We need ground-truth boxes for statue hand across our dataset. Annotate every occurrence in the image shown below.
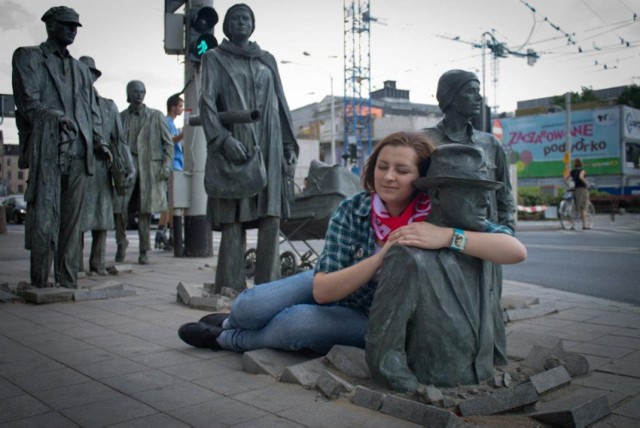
[59,116,78,134]
[221,136,248,164]
[285,150,297,166]
[160,165,172,181]
[97,145,113,165]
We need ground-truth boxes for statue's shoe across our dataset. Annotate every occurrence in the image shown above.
[178,322,222,350]
[198,313,229,327]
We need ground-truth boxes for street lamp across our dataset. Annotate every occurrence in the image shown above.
[280,59,338,165]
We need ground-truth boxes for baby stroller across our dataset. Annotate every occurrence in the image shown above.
[245,160,363,278]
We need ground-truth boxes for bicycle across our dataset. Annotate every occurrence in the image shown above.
[558,186,596,230]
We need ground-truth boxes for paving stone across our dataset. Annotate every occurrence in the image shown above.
[506,331,563,360]
[107,264,133,274]
[598,359,640,378]
[176,282,207,305]
[351,385,386,411]
[316,370,353,399]
[613,395,640,420]
[417,384,444,404]
[523,343,591,377]
[380,394,464,427]
[73,281,136,301]
[531,389,610,427]
[529,365,571,394]
[279,357,326,388]
[20,287,74,304]
[242,348,311,378]
[325,345,371,379]
[458,382,539,416]
[502,294,539,310]
[506,302,559,321]
[0,288,20,302]
[193,295,233,311]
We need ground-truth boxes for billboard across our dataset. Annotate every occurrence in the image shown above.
[495,106,621,178]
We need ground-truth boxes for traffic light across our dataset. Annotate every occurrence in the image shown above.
[188,6,218,63]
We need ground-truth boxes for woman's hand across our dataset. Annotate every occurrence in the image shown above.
[387,222,451,250]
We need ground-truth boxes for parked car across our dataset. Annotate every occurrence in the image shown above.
[3,195,27,224]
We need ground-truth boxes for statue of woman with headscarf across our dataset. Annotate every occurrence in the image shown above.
[199,3,299,290]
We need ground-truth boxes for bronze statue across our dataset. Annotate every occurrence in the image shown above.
[199,3,298,290]
[79,56,130,275]
[11,6,111,288]
[423,70,516,365]
[366,144,503,391]
[115,80,173,264]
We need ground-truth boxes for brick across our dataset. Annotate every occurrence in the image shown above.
[325,345,370,379]
[458,382,539,416]
[523,344,590,377]
[107,264,133,274]
[531,389,610,427]
[380,394,464,427]
[529,366,571,394]
[242,349,310,378]
[0,289,19,302]
[502,294,539,310]
[351,386,386,411]
[188,295,225,311]
[417,384,444,404]
[176,282,207,305]
[506,331,563,360]
[279,357,326,388]
[316,370,353,399]
[20,287,74,304]
[506,302,558,322]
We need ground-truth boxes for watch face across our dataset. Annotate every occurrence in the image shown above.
[453,233,465,248]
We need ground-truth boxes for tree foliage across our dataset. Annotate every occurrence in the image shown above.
[617,84,640,109]
[551,86,602,109]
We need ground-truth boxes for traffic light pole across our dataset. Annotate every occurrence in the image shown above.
[182,0,213,257]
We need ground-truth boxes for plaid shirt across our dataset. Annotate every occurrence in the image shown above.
[314,191,514,315]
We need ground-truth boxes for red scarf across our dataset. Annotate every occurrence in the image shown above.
[371,192,431,242]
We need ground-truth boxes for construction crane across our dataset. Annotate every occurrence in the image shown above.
[343,0,372,168]
[437,31,539,126]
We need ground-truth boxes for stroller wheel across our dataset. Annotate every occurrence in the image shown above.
[280,251,297,278]
[245,248,257,278]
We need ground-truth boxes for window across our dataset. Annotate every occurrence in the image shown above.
[18,184,24,193]
[626,142,640,169]
[18,171,24,180]
[7,171,11,180]
[6,158,11,166]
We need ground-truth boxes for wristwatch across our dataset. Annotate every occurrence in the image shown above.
[450,228,467,252]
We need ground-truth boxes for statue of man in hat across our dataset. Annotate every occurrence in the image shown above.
[12,6,112,288]
[199,3,298,290]
[365,144,524,391]
[78,56,132,275]
[116,80,173,265]
[423,70,516,365]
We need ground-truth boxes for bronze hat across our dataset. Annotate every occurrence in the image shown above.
[79,56,102,78]
[413,144,502,191]
[41,6,82,26]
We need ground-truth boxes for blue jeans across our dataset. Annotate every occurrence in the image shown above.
[217,270,368,353]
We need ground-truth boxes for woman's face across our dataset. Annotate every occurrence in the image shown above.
[227,9,253,41]
[373,145,421,213]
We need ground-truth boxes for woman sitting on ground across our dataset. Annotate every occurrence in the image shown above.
[178,131,526,353]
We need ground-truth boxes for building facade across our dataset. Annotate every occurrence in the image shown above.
[1,144,28,196]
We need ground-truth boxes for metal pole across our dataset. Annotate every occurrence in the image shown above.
[481,33,487,132]
[564,92,572,178]
[182,0,213,257]
[330,75,336,164]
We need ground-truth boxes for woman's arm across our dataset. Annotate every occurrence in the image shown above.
[388,222,527,265]
[313,240,393,304]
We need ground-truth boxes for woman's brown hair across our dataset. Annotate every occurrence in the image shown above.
[573,158,583,168]
[361,131,436,193]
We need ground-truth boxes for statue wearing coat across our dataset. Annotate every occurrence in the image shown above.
[199,4,298,290]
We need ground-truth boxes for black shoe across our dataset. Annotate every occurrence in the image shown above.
[178,322,222,350]
[198,313,229,327]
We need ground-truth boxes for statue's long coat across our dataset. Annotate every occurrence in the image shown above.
[117,105,173,214]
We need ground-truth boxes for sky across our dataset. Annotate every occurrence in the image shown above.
[1,0,640,145]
